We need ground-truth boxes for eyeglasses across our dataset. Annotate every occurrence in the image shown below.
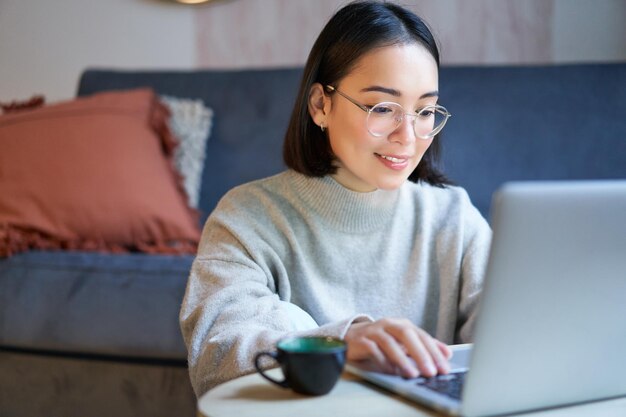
[325,85,451,140]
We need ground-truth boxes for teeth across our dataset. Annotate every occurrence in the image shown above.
[380,155,404,163]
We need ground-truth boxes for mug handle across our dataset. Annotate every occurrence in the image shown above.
[254,351,289,388]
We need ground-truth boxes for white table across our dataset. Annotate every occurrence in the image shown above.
[198,369,626,417]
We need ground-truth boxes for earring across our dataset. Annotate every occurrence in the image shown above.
[320,123,325,132]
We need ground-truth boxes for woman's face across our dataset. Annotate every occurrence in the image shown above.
[324,43,439,192]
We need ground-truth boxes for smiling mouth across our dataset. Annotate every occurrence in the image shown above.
[375,153,408,163]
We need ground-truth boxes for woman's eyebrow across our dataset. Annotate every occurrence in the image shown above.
[360,85,439,99]
[361,85,401,96]
[420,90,439,99]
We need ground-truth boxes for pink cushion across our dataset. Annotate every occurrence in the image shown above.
[0,88,200,257]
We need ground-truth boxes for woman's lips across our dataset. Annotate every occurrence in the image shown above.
[374,153,411,170]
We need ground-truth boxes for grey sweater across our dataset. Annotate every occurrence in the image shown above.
[180,170,491,396]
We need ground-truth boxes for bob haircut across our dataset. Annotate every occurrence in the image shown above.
[283,0,451,187]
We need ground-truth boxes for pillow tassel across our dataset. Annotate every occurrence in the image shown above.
[0,223,198,258]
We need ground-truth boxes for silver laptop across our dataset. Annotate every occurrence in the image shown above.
[347,180,626,416]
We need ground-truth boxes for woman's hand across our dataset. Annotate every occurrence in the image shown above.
[344,318,452,378]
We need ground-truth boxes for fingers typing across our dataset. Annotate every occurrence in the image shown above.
[344,318,451,378]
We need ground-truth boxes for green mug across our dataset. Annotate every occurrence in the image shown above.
[254,336,347,396]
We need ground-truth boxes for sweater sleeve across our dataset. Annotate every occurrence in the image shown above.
[179,221,371,397]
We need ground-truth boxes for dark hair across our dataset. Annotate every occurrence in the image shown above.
[283,0,451,187]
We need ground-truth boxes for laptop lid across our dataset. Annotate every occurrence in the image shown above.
[461,180,626,416]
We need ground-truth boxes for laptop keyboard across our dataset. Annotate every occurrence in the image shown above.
[416,371,467,400]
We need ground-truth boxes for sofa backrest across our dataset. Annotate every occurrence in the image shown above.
[77,63,626,221]
[438,63,626,218]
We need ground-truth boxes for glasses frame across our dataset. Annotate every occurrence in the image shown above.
[325,85,451,140]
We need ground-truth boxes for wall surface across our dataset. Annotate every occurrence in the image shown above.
[0,0,195,102]
[1,0,625,103]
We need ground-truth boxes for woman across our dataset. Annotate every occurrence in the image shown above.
[180,0,491,397]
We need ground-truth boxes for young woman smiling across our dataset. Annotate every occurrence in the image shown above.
[180,0,491,397]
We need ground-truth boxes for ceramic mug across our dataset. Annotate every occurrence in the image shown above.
[254,336,347,395]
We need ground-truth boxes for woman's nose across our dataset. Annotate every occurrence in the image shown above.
[389,115,417,145]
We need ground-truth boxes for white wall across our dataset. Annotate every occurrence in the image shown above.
[553,0,626,62]
[0,0,195,103]
[1,0,624,104]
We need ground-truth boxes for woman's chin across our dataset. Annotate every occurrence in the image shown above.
[375,177,410,191]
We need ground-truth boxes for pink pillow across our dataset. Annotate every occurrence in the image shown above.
[0,88,200,257]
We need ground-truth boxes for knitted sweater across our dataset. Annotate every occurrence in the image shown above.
[179,170,492,396]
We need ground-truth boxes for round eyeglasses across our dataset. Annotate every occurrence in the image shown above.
[325,85,451,140]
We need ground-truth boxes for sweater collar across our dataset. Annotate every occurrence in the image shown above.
[288,170,400,233]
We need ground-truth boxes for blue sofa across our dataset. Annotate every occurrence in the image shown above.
[1,63,625,417]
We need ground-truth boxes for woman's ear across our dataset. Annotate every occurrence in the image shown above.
[308,83,330,129]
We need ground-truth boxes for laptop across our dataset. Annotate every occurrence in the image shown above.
[347,180,626,416]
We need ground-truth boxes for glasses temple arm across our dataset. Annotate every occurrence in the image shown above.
[325,85,371,113]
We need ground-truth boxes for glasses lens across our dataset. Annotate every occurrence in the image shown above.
[366,102,404,137]
[415,105,449,139]
[367,103,450,139]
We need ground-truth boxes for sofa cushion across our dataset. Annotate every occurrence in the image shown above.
[0,250,193,359]
[161,95,213,209]
[77,68,305,221]
[0,88,200,257]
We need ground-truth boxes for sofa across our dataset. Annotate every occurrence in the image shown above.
[1,62,625,417]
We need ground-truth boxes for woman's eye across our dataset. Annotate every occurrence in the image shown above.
[371,105,394,114]
[418,108,435,117]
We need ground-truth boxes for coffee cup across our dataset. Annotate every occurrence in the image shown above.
[253,336,347,395]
